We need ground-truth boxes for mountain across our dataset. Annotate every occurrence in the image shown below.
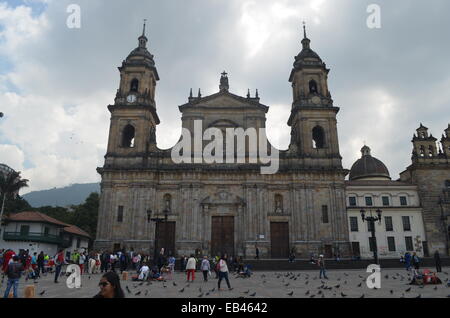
[22,183,101,207]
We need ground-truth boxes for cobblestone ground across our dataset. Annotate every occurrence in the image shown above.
[1,267,449,299]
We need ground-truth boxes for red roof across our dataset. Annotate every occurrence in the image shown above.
[5,211,90,239]
[6,211,68,227]
[64,225,91,239]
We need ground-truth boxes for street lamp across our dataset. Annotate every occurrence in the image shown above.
[150,209,169,265]
[360,208,382,264]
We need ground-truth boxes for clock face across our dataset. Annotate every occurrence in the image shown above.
[312,96,321,105]
[127,94,137,103]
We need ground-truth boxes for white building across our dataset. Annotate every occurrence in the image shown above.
[0,211,91,257]
[346,146,427,259]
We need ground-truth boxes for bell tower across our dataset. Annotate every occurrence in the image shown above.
[287,23,342,168]
[104,21,160,167]
[412,124,438,159]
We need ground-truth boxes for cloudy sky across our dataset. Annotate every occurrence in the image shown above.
[0,0,449,194]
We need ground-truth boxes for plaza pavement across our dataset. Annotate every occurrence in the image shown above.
[1,267,449,299]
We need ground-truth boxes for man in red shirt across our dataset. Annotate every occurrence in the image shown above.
[54,249,65,283]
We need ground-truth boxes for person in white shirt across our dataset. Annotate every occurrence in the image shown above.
[138,263,150,281]
[186,255,197,282]
[218,255,232,291]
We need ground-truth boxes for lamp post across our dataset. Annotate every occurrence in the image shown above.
[360,208,382,264]
[150,209,169,265]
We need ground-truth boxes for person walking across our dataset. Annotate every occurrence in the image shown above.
[412,252,420,272]
[217,255,232,291]
[404,252,412,271]
[186,254,197,282]
[3,256,24,298]
[54,249,65,283]
[255,245,259,260]
[201,256,211,282]
[434,250,442,273]
[168,255,176,279]
[37,251,45,276]
[318,255,328,279]
[79,252,86,275]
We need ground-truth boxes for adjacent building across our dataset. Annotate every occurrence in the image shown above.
[346,146,426,259]
[0,211,90,256]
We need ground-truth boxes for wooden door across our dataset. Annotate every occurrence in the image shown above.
[155,222,176,257]
[211,217,234,257]
[351,242,361,257]
[270,222,289,258]
[324,245,333,258]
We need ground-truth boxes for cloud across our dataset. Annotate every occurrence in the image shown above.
[0,0,449,194]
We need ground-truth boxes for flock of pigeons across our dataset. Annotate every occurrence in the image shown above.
[115,270,450,299]
[5,269,448,298]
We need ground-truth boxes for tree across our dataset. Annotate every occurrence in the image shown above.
[71,192,99,239]
[5,195,31,214]
[0,171,29,227]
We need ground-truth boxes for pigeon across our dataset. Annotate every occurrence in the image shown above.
[173,282,177,286]
[305,290,310,295]
[416,294,421,298]
[390,290,394,294]
[405,287,411,292]
[357,282,362,287]
[341,292,347,297]
[287,291,294,296]
[284,283,290,287]
[249,292,256,297]
[344,273,349,277]
[210,288,215,292]
[359,275,363,278]
[135,291,141,296]
[206,292,210,296]
[138,282,144,286]
[434,286,438,291]
[243,290,250,294]
[305,281,309,285]
[39,290,45,296]
[317,291,322,295]
[400,294,405,298]
[199,287,202,293]
[334,284,340,289]
[360,294,365,298]
[179,288,185,293]
[344,281,347,285]
[145,290,148,296]
[198,293,204,298]
[88,276,91,280]
[263,280,267,284]
[385,275,389,279]
[310,294,316,298]
[126,286,131,294]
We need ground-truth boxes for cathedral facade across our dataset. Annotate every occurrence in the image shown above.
[94,25,352,259]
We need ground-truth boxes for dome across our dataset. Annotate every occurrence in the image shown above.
[349,146,391,181]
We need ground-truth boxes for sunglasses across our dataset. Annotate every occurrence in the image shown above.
[98,282,110,287]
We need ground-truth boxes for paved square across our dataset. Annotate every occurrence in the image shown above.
[1,267,449,298]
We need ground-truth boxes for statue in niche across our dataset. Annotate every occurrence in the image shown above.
[274,194,283,214]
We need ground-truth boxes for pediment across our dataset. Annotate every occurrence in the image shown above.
[179,91,269,112]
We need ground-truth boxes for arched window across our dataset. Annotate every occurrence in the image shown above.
[130,79,139,92]
[312,126,325,149]
[309,80,318,94]
[274,194,283,213]
[419,146,425,157]
[428,145,434,157]
[163,194,172,212]
[122,125,135,148]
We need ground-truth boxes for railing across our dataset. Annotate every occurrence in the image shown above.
[3,232,63,245]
